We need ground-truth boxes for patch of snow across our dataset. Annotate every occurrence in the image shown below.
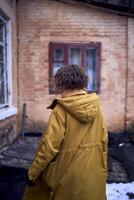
[119,143,124,147]
[107,182,134,200]
[0,106,17,120]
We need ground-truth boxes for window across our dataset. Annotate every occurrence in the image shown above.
[49,42,101,93]
[0,16,8,107]
[0,13,17,120]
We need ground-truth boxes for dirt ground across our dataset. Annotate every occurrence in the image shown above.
[0,167,27,200]
[0,136,39,200]
[0,135,134,200]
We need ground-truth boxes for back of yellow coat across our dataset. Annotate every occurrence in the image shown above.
[23,92,108,200]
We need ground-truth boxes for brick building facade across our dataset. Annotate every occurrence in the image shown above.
[17,0,134,132]
[0,0,134,150]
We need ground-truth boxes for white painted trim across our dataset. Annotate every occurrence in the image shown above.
[6,19,12,106]
[0,0,15,20]
[0,16,7,23]
[0,106,17,120]
[0,13,13,107]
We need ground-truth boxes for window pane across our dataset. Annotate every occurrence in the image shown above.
[0,62,4,104]
[69,48,81,66]
[0,17,8,106]
[0,62,7,105]
[54,48,64,61]
[0,25,3,42]
[86,48,96,91]
[53,63,63,76]
[0,46,4,61]
[0,21,4,43]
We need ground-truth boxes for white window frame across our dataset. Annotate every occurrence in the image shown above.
[0,15,8,107]
[0,13,17,120]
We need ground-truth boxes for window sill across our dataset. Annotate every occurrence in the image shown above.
[0,106,17,121]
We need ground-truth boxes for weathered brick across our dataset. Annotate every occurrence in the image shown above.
[17,0,134,133]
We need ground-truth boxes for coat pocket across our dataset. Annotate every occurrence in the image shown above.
[42,161,57,189]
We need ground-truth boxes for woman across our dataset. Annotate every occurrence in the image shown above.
[23,65,108,200]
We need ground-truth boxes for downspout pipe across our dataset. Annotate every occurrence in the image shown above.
[16,0,21,135]
[124,16,129,136]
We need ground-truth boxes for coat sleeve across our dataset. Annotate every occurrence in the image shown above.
[28,106,66,181]
[102,124,108,174]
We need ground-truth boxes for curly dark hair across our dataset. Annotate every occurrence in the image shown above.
[53,65,88,92]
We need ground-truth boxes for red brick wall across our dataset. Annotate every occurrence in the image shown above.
[18,0,133,133]
[126,18,134,130]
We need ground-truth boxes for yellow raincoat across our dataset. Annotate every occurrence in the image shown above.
[23,91,108,200]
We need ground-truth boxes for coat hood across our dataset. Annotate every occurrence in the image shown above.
[48,92,99,123]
